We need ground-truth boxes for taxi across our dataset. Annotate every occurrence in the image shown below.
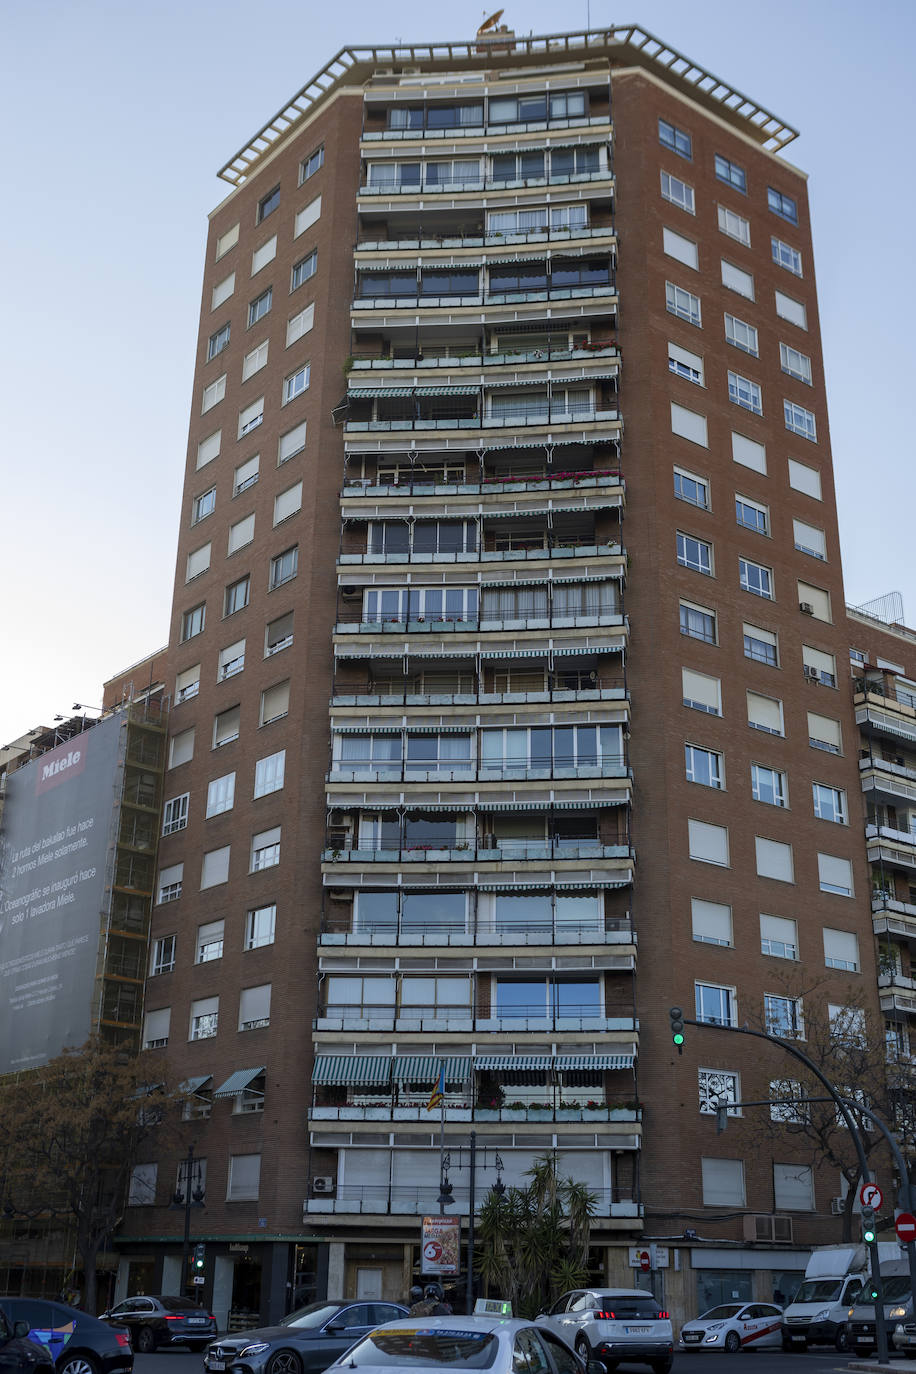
[679,1302,784,1352]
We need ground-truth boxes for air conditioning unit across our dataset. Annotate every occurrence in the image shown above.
[341,586,361,598]
[742,1213,793,1243]
[803,666,818,680]
[328,890,351,901]
[831,1197,846,1216]
[312,1176,336,1194]
[799,602,814,615]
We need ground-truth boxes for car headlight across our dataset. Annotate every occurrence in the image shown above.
[707,1323,725,1330]
[812,1309,830,1322]
[890,1308,908,1321]
[239,1344,271,1357]
[705,1334,720,1343]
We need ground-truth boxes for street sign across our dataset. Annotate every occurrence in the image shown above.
[896,1212,916,1243]
[192,1275,205,1285]
[861,1182,884,1210]
[639,1250,651,1273]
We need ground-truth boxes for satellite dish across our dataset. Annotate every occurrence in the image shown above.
[477,8,504,34]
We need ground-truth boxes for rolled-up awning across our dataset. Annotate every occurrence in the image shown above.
[474,1055,555,1071]
[555,1054,635,1070]
[347,386,416,398]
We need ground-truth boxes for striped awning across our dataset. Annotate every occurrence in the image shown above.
[415,385,480,397]
[552,639,625,654]
[406,724,472,734]
[475,1055,555,1071]
[333,724,401,733]
[179,1075,213,1095]
[556,1054,635,1071]
[347,386,415,398]
[392,1056,471,1082]
[312,1056,393,1086]
[213,1067,265,1099]
[555,877,632,889]
[479,648,548,659]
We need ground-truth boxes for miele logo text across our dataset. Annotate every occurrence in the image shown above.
[36,743,88,794]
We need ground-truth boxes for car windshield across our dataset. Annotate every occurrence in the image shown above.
[282,1303,346,1329]
[597,1298,660,1319]
[700,1306,744,1321]
[792,1281,842,1303]
[161,1297,202,1310]
[339,1330,499,1368]
[882,1277,911,1301]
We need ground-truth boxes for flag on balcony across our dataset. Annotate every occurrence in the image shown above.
[426,1065,446,1111]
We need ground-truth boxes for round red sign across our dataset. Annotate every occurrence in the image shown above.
[639,1250,651,1272]
[896,1212,916,1243]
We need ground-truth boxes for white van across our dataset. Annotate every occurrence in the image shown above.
[782,1243,902,1351]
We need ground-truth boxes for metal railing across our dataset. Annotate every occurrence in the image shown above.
[320,912,632,939]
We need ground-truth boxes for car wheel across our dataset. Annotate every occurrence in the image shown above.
[724,1331,741,1353]
[834,1327,848,1353]
[650,1360,673,1374]
[136,1327,157,1354]
[575,1337,591,1361]
[59,1356,100,1374]
[266,1350,303,1374]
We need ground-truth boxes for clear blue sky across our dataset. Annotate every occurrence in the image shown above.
[1,0,912,744]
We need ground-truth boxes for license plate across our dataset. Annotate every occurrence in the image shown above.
[857,1337,873,1344]
[189,1319,208,1325]
[683,1334,701,1343]
[625,1327,651,1334]
[209,1362,225,1370]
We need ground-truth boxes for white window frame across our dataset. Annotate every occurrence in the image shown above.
[668,342,704,385]
[772,237,802,275]
[751,763,788,808]
[780,342,812,384]
[760,913,798,961]
[242,340,269,381]
[665,280,701,326]
[283,366,310,404]
[740,557,773,600]
[679,599,717,644]
[735,494,769,535]
[717,205,751,245]
[685,742,724,789]
[661,170,695,213]
[728,370,763,414]
[744,621,779,666]
[724,314,759,357]
[673,467,709,508]
[785,399,817,441]
[813,783,847,825]
[206,772,236,818]
[254,750,286,797]
[162,793,189,836]
[196,920,225,964]
[151,934,176,976]
[765,993,804,1039]
[246,905,277,950]
[677,531,713,575]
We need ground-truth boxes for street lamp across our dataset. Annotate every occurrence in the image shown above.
[170,1145,205,1299]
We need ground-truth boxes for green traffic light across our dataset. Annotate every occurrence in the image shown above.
[673,1032,684,1045]
[864,1230,876,1245]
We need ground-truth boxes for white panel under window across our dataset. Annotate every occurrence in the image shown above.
[295,195,322,237]
[227,1154,261,1201]
[788,458,821,499]
[215,223,239,260]
[721,260,754,299]
[798,582,831,622]
[818,853,853,896]
[274,482,303,525]
[671,402,708,447]
[823,928,859,969]
[808,712,842,751]
[669,342,705,385]
[251,236,277,275]
[747,691,783,735]
[242,340,269,381]
[287,305,315,346]
[755,837,794,882]
[774,1163,814,1211]
[196,430,221,470]
[228,513,256,554]
[201,846,230,888]
[260,681,290,725]
[691,898,732,946]
[143,1007,171,1048]
[211,273,235,310]
[186,544,211,581]
[239,984,272,1029]
[682,668,721,714]
[202,375,226,413]
[279,421,307,463]
[169,728,195,768]
[775,290,807,329]
[688,819,729,866]
[702,1157,745,1206]
[731,432,766,474]
[662,227,698,269]
[794,521,827,560]
[234,453,260,494]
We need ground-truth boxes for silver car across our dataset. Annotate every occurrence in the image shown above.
[538,1289,673,1374]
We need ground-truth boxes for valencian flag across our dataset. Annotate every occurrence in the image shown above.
[426,1065,445,1111]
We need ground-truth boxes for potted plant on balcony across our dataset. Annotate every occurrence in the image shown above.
[501,1100,526,1120]
[475,1086,503,1121]
[556,1100,582,1121]
[526,1102,553,1121]
[584,1098,609,1119]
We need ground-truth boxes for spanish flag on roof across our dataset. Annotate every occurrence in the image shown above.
[426,1064,446,1111]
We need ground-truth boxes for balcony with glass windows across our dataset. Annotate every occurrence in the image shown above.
[315,985,636,1034]
[358,146,613,200]
[860,755,916,810]
[330,651,628,709]
[338,512,624,567]
[347,321,618,377]
[866,812,916,872]
[855,672,916,746]
[360,87,612,143]
[355,200,615,253]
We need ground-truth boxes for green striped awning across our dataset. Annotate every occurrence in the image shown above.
[179,1075,213,1095]
[475,1056,556,1071]
[213,1067,265,1099]
[555,877,632,889]
[312,1056,393,1086]
[347,386,415,398]
[392,1056,471,1082]
[555,1054,635,1071]
[479,648,549,659]
[415,386,480,397]
[552,640,625,654]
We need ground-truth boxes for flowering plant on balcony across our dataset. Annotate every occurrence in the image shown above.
[585,1099,605,1111]
[560,1100,581,1110]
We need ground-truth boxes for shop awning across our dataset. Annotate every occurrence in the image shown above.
[392,1056,471,1082]
[474,1055,555,1071]
[555,1054,635,1071]
[312,1056,393,1086]
[213,1067,265,1099]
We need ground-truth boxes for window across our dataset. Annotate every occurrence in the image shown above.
[227,1153,261,1201]
[701,1158,745,1207]
[291,250,317,290]
[248,289,272,326]
[774,1163,814,1211]
[680,599,717,644]
[208,322,230,359]
[699,1069,740,1117]
[254,750,285,797]
[246,904,276,949]
[682,668,721,716]
[715,155,746,193]
[768,187,798,223]
[770,1082,806,1123]
[740,558,773,599]
[785,400,817,441]
[279,421,307,463]
[752,764,787,807]
[735,495,769,535]
[224,576,250,616]
[213,705,240,748]
[202,375,226,413]
[190,996,219,1040]
[823,928,859,971]
[274,482,303,525]
[151,935,176,975]
[661,170,695,213]
[794,521,826,561]
[251,826,281,872]
[718,205,751,245]
[206,772,236,817]
[257,185,280,222]
[780,342,812,384]
[685,743,724,789]
[731,431,766,473]
[747,691,783,736]
[181,604,206,641]
[283,366,310,404]
[765,993,803,1038]
[831,1004,867,1046]
[196,920,225,963]
[239,397,264,437]
[294,194,322,237]
[197,430,221,469]
[659,117,692,158]
[803,644,836,686]
[242,340,269,381]
[270,546,298,588]
[724,313,758,356]
[808,712,841,754]
[663,229,698,270]
[669,342,704,385]
[211,273,235,310]
[176,664,200,703]
[143,1007,170,1049]
[772,237,802,275]
[677,532,713,575]
[287,304,315,346]
[162,793,189,835]
[696,982,735,1026]
[157,862,183,904]
[260,681,290,725]
[192,488,216,524]
[728,371,762,414]
[721,260,754,300]
[743,623,778,666]
[811,783,847,827]
[201,846,230,889]
[251,236,277,275]
[300,145,324,183]
[688,819,729,866]
[169,728,195,769]
[228,513,255,554]
[671,403,708,446]
[665,280,701,326]
[233,453,259,495]
[691,898,732,946]
[674,467,709,508]
[215,223,239,259]
[775,290,807,329]
[760,913,798,960]
[265,612,293,657]
[218,639,246,680]
[788,458,821,500]
[239,984,271,1031]
[755,836,794,883]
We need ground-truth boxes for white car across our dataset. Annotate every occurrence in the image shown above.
[325,1312,593,1374]
[679,1303,784,1352]
[538,1288,674,1373]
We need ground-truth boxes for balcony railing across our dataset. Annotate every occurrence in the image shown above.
[342,471,623,499]
[352,284,617,311]
[320,913,634,945]
[340,539,622,565]
[315,1006,635,1032]
[349,344,619,372]
[359,169,614,196]
[304,1185,640,1218]
[330,678,627,707]
[322,841,629,864]
[310,1103,639,1124]
[335,612,624,635]
[327,757,629,784]
[356,226,615,252]
[361,114,611,142]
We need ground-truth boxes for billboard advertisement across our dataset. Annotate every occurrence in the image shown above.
[0,714,124,1073]
[421,1216,461,1275]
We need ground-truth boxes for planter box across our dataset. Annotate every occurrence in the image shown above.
[501,1109,526,1122]
[556,1109,583,1122]
[527,1109,553,1121]
[475,1109,499,1121]
[393,1107,420,1120]
[363,1108,390,1120]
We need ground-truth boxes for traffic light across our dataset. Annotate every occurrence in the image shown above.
[669,1006,685,1053]
[193,1242,206,1270]
[862,1207,877,1246]
[715,1095,729,1135]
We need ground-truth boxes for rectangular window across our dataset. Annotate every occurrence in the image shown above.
[740,558,773,599]
[699,1069,741,1118]
[294,193,322,236]
[260,681,290,725]
[818,852,853,896]
[224,576,250,616]
[169,729,195,770]
[257,185,280,223]
[774,1163,814,1211]
[665,281,702,327]
[724,313,758,356]
[674,467,709,508]
[677,531,712,575]
[671,403,708,446]
[775,290,807,329]
[755,836,794,883]
[202,375,226,413]
[682,668,721,715]
[714,154,746,193]
[239,984,271,1031]
[743,623,778,666]
[213,705,240,748]
[728,371,762,414]
[813,783,847,825]
[688,819,729,866]
[283,365,310,404]
[175,664,200,703]
[794,521,826,561]
[691,898,732,946]
[721,259,754,300]
[215,223,239,259]
[680,600,717,644]
[808,712,841,754]
[151,935,176,976]
[265,613,293,657]
[701,1158,745,1207]
[228,513,255,554]
[735,495,769,535]
[227,1153,261,1202]
[206,772,236,817]
[685,743,724,789]
[659,118,692,158]
[238,397,264,437]
[248,288,272,326]
[279,421,307,463]
[251,826,281,872]
[761,913,798,960]
[287,304,315,346]
[242,340,269,381]
[300,146,324,183]
[211,273,235,311]
[208,322,230,359]
[785,400,817,441]
[696,982,735,1026]
[663,229,699,271]
[731,431,766,474]
[780,342,812,384]
[196,919,225,963]
[274,482,303,526]
[717,205,751,245]
[768,187,798,223]
[143,1007,170,1049]
[788,457,822,499]
[157,862,184,903]
[772,237,803,275]
[747,691,783,736]
[270,546,298,588]
[251,235,277,275]
[200,847,230,889]
[254,749,285,797]
[234,453,259,495]
[752,763,787,807]
[197,430,221,470]
[765,993,803,1038]
[192,488,216,525]
[291,250,317,290]
[668,342,704,385]
[661,170,695,213]
[803,644,836,686]
[162,793,189,835]
[190,996,219,1040]
[181,604,206,641]
[246,904,276,950]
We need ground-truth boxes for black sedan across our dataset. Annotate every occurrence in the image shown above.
[99,1296,215,1353]
[0,1299,124,1374]
[204,1301,409,1374]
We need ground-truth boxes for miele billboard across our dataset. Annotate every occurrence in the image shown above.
[0,713,124,1073]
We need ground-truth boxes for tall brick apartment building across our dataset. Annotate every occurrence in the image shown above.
[108,24,889,1327]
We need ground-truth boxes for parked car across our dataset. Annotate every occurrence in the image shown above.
[0,1305,54,1373]
[537,1288,673,1374]
[99,1296,216,1353]
[204,1301,408,1374]
[325,1313,595,1374]
[847,1274,912,1354]
[679,1303,784,1352]
[0,1299,131,1374]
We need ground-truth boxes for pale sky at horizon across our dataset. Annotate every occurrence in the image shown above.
[1,0,913,745]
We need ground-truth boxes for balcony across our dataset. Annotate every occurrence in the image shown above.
[860,756,916,806]
[358,169,614,198]
[339,537,623,567]
[342,469,624,504]
[356,225,615,252]
[873,896,916,944]
[331,675,628,709]
[309,1103,639,1124]
[322,840,629,864]
[327,758,629,785]
[348,342,619,375]
[361,114,612,144]
[314,1006,636,1033]
[335,612,625,638]
[867,823,916,871]
[304,1185,640,1219]
[351,284,617,315]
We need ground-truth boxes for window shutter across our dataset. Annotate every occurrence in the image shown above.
[760,913,797,947]
[274,483,303,525]
[669,341,704,378]
[662,228,698,269]
[158,862,183,890]
[211,273,235,309]
[747,691,783,734]
[218,640,246,673]
[688,819,729,865]
[691,899,732,944]
[201,847,230,888]
[808,712,841,750]
[287,305,315,346]
[295,196,322,237]
[227,1154,261,1201]
[788,458,821,499]
[797,582,831,621]
[755,837,794,882]
[186,544,211,580]
[143,1008,170,1044]
[169,728,195,767]
[216,223,239,259]
[239,984,272,1027]
[682,669,720,713]
[775,290,807,329]
[176,665,200,696]
[794,520,826,558]
[251,236,278,274]
[732,432,767,473]
[279,421,307,462]
[197,430,221,469]
[260,682,290,724]
[214,706,240,746]
[234,454,260,492]
[671,403,708,447]
[228,514,256,553]
[803,645,836,676]
[701,1158,745,1206]
[239,398,264,436]
[721,260,754,298]
[773,1163,814,1211]
[823,928,858,966]
[242,341,269,380]
[818,853,853,895]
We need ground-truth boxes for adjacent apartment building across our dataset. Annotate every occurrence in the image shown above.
[109,23,888,1326]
